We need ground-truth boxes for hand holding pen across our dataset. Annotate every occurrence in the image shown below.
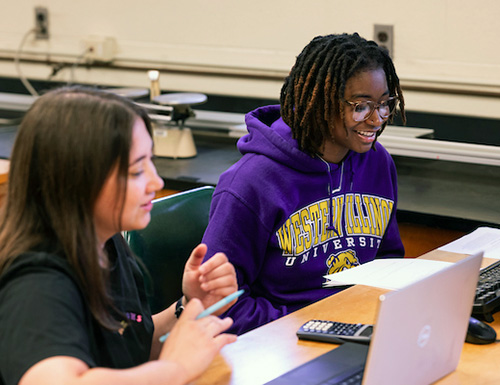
[157,293,240,383]
[159,289,244,342]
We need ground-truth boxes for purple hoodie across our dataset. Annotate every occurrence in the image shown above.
[202,105,404,335]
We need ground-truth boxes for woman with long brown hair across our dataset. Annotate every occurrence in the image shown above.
[0,86,237,385]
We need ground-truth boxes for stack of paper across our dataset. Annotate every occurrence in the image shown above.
[323,259,452,291]
[323,226,500,291]
[438,227,500,259]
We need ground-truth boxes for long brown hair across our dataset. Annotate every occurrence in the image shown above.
[0,86,152,330]
[280,33,405,155]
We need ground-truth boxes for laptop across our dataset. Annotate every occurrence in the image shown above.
[265,252,483,385]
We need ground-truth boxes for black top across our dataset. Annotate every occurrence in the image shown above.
[0,234,154,385]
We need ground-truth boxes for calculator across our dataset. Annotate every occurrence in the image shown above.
[297,319,373,344]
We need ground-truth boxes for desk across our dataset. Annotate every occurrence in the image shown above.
[194,250,500,385]
[0,159,9,203]
[0,159,9,182]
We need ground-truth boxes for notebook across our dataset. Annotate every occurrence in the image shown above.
[265,252,483,385]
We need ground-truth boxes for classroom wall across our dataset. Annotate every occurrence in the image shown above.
[1,0,500,120]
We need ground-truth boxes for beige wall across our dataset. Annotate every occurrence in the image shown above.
[1,0,500,119]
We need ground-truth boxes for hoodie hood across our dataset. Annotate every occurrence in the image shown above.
[238,104,333,173]
[238,104,359,233]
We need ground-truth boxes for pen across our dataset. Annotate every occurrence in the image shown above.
[159,289,244,343]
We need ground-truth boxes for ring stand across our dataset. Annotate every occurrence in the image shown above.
[152,93,207,159]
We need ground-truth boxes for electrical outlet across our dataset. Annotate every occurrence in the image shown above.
[83,36,117,63]
[34,7,49,40]
[374,24,393,58]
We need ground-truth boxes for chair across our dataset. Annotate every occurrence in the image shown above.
[125,186,215,314]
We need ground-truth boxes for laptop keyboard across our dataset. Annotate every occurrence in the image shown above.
[473,259,500,322]
[263,342,368,385]
[319,369,363,385]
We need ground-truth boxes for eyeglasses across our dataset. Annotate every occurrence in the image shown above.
[344,96,398,122]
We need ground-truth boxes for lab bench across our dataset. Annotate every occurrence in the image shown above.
[154,131,500,233]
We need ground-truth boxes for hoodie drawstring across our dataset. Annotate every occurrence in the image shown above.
[349,157,354,192]
[318,157,344,236]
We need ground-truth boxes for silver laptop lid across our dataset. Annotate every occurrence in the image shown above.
[363,252,483,385]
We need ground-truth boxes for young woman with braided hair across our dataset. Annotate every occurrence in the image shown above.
[202,33,406,335]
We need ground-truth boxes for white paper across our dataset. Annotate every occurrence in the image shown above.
[438,227,500,259]
[323,258,452,291]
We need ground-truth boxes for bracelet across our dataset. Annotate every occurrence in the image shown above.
[175,297,185,318]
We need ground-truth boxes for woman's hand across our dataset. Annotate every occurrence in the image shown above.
[182,244,238,315]
[159,298,236,383]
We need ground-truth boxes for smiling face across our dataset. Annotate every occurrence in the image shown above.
[322,68,390,163]
[93,118,164,246]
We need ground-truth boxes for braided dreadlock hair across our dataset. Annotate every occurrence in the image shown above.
[280,33,405,156]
